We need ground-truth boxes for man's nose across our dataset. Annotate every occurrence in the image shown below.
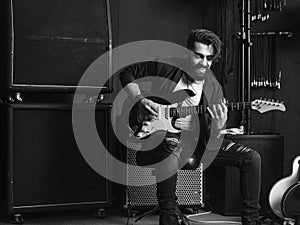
[200,57,208,67]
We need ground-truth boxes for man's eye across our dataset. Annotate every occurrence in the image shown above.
[193,52,213,61]
[194,53,203,59]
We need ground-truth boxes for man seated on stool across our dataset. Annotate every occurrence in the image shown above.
[120,28,262,225]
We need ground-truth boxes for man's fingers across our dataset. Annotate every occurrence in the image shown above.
[207,104,220,119]
[138,98,159,118]
[207,107,215,119]
[207,104,228,119]
[221,102,228,112]
[145,105,158,117]
[215,104,225,118]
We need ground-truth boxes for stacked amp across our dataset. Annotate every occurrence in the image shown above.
[0,0,113,223]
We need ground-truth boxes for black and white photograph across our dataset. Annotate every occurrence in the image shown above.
[0,0,299,224]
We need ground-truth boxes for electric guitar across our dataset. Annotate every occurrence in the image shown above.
[123,90,286,140]
[269,155,300,220]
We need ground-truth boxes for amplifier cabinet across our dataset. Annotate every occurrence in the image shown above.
[206,134,284,215]
[0,103,112,217]
[2,0,112,92]
[125,142,204,209]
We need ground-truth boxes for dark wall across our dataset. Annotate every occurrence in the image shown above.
[251,10,300,174]
[104,0,206,102]
[117,0,205,46]
[249,34,300,174]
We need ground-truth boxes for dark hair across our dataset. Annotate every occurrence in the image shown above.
[187,29,222,62]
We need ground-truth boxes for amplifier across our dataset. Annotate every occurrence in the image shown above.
[0,103,112,221]
[2,0,112,92]
[125,141,204,209]
[206,134,284,215]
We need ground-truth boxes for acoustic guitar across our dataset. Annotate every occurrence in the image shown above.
[269,155,300,221]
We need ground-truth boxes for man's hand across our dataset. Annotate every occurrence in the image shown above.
[207,101,228,130]
[174,115,196,131]
[137,98,160,121]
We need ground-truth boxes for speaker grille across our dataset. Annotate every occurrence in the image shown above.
[126,141,203,207]
[176,166,203,206]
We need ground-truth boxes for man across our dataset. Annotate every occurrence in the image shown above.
[119,29,261,225]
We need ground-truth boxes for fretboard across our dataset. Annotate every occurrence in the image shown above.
[169,102,252,117]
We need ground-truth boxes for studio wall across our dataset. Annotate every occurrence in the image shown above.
[250,1,300,174]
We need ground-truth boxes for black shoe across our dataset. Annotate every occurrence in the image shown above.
[175,206,190,225]
[159,209,190,225]
[242,218,262,225]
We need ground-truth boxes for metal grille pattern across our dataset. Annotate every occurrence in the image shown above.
[126,141,203,207]
[176,165,203,206]
[127,141,157,206]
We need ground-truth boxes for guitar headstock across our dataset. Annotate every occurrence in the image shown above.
[251,99,286,113]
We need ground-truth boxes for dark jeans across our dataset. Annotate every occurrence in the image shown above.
[205,139,262,221]
[136,134,261,221]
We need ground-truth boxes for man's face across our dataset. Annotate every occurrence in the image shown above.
[187,41,214,80]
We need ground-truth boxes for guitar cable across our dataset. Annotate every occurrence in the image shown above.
[187,211,242,224]
[185,201,242,224]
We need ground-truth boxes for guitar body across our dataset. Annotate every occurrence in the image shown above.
[128,95,181,139]
[269,156,300,219]
[282,182,300,219]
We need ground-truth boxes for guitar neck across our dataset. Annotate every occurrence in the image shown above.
[170,102,252,117]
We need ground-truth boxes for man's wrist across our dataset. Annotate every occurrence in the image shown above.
[135,94,145,103]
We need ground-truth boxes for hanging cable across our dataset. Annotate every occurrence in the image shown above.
[250,32,291,89]
[251,0,288,22]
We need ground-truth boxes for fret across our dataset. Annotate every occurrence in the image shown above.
[170,108,177,117]
[225,102,253,112]
[168,101,254,117]
[190,107,194,115]
[193,106,198,114]
[180,107,185,117]
[200,106,204,114]
[175,108,179,117]
[186,106,191,116]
